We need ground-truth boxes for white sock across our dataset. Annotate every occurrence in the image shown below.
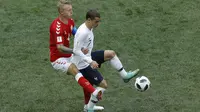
[119,69,127,79]
[87,87,105,110]
[87,98,96,110]
[87,90,99,110]
[75,73,83,81]
[96,87,106,94]
[109,55,127,78]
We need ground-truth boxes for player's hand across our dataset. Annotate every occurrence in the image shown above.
[81,48,89,54]
[90,61,99,69]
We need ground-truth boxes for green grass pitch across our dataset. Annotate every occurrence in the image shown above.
[0,0,200,111]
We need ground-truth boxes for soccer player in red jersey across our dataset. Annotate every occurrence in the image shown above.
[49,0,103,110]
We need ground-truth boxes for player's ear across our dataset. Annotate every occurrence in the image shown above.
[59,10,64,15]
[87,18,92,22]
[58,7,63,14]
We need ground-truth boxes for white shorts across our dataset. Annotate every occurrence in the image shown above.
[51,57,72,73]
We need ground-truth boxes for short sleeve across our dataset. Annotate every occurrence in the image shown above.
[50,21,64,44]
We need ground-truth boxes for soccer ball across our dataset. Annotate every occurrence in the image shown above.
[135,76,150,92]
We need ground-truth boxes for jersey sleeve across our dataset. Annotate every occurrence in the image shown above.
[73,32,93,64]
[50,22,65,45]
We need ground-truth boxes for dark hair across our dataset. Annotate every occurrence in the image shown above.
[86,9,100,20]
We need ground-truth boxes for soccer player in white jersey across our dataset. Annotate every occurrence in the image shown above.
[72,9,139,112]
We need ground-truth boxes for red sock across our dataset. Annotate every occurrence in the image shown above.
[78,77,95,94]
[83,88,91,104]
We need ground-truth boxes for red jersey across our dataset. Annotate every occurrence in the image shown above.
[49,18,74,62]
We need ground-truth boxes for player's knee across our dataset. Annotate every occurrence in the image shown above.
[105,50,116,60]
[110,50,116,57]
[67,63,79,75]
[99,80,108,89]
[103,83,108,89]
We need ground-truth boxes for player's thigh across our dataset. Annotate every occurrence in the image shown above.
[91,50,105,66]
[51,58,72,73]
[79,66,104,86]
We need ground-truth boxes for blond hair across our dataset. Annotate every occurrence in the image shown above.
[57,0,71,13]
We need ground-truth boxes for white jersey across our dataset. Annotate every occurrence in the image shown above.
[71,23,94,69]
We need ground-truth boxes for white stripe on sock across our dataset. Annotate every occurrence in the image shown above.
[75,73,83,82]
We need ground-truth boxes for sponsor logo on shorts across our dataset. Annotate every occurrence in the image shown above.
[94,77,98,81]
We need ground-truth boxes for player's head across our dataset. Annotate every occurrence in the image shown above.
[86,9,101,29]
[57,0,73,18]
